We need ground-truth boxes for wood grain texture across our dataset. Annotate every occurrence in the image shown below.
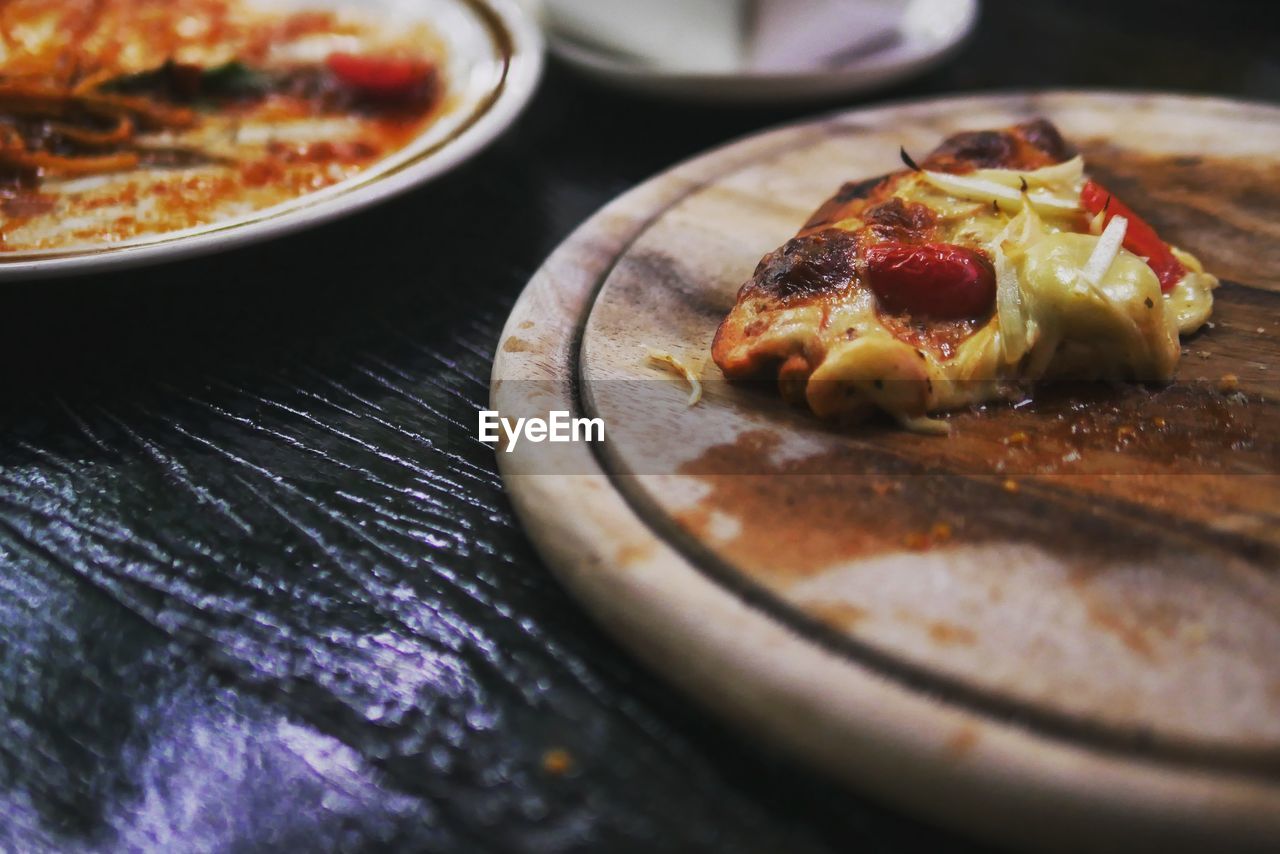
[497,93,1280,853]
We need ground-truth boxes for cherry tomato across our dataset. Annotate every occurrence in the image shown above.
[1080,179,1185,292]
[326,53,434,99]
[863,242,996,319]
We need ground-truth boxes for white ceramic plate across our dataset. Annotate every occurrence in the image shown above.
[546,0,977,103]
[0,0,542,281]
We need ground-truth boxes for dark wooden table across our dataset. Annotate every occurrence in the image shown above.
[1,1,1275,850]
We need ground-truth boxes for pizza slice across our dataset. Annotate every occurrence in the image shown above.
[711,119,1218,432]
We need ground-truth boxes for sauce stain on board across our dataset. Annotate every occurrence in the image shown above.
[671,417,1274,585]
[804,602,871,631]
[945,725,980,759]
[928,620,978,647]
[502,337,538,353]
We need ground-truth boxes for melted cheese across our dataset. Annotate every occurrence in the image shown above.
[720,158,1218,430]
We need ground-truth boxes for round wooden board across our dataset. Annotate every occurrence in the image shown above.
[491,93,1280,852]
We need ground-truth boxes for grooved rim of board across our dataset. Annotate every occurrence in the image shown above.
[492,92,1280,853]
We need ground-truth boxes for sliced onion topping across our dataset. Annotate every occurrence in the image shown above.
[968,155,1085,190]
[1081,214,1128,286]
[921,170,1081,214]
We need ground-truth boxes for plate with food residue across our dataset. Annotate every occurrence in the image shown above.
[0,0,540,279]
[492,93,1280,852]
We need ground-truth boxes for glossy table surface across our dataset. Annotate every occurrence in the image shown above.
[1,1,1276,850]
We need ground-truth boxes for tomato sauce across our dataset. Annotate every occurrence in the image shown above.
[0,0,446,252]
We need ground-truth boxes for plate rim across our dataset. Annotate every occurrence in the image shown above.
[545,0,979,102]
[0,0,544,282]
[492,90,1280,851]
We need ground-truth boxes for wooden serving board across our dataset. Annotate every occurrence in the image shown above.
[491,93,1280,852]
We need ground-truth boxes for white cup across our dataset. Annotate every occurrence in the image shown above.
[543,0,909,74]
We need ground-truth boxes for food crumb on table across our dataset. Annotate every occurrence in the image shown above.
[541,747,575,776]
